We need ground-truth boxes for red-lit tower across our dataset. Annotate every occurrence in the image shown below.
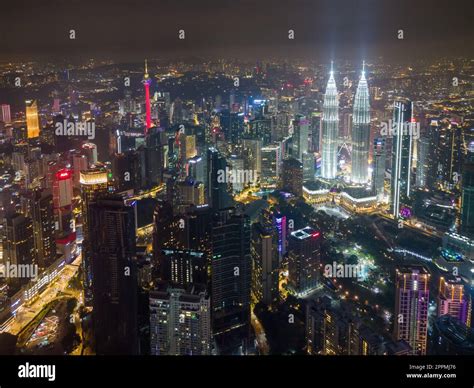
[143,59,152,133]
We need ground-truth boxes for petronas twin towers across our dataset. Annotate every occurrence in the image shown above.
[321,63,339,179]
[321,62,371,184]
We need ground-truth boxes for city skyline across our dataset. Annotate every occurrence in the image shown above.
[0,3,472,386]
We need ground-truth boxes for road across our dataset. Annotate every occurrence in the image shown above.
[4,255,82,336]
[251,310,270,355]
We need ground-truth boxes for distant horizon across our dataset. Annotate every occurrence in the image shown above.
[1,0,473,61]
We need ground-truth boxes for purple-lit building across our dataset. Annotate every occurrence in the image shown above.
[438,276,472,327]
[394,266,430,355]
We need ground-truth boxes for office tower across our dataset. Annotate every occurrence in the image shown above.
[143,59,152,132]
[281,157,303,196]
[82,143,98,166]
[287,227,321,296]
[229,112,244,143]
[207,147,232,210]
[430,120,465,188]
[306,297,361,355]
[80,167,109,233]
[171,98,185,125]
[351,63,371,184]
[416,135,429,188]
[180,204,212,255]
[249,117,272,145]
[261,143,281,188]
[229,155,245,194]
[251,222,279,307]
[176,179,205,206]
[211,210,251,354]
[4,213,35,288]
[261,208,287,262]
[438,276,471,327]
[461,154,474,238]
[187,155,206,184]
[321,63,339,179]
[293,114,309,161]
[274,111,291,140]
[12,151,26,174]
[394,266,430,355]
[143,128,165,187]
[72,152,88,188]
[112,151,142,192]
[25,99,40,139]
[31,189,56,268]
[372,138,386,200]
[182,134,197,160]
[160,249,207,288]
[390,100,414,218]
[430,119,466,190]
[242,138,262,178]
[152,200,186,256]
[89,196,138,354]
[53,168,73,233]
[0,104,11,123]
[302,152,315,182]
[149,283,211,355]
[310,112,322,152]
[80,167,110,299]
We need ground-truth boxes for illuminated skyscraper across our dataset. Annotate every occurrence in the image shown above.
[53,168,73,233]
[143,59,152,133]
[416,135,429,188]
[438,276,471,327]
[261,143,281,188]
[89,195,138,354]
[372,138,386,200]
[394,266,430,355]
[80,167,110,302]
[390,100,414,218]
[302,152,315,182]
[461,153,474,238]
[82,143,98,166]
[207,147,232,210]
[25,99,40,139]
[4,213,34,288]
[288,227,321,297]
[31,189,56,268]
[80,167,110,234]
[251,222,279,307]
[293,114,309,161]
[281,157,303,196]
[321,63,339,179]
[211,209,251,354]
[351,62,370,184]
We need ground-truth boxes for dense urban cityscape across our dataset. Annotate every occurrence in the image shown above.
[0,55,472,359]
[0,1,473,385]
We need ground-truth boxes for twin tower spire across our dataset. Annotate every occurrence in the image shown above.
[321,62,371,184]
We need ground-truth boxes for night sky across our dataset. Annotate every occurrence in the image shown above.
[0,0,473,61]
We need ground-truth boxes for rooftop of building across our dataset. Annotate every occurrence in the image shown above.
[291,226,320,240]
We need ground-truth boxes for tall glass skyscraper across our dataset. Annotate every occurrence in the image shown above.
[461,152,474,238]
[390,99,413,218]
[351,63,370,184]
[321,63,339,180]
